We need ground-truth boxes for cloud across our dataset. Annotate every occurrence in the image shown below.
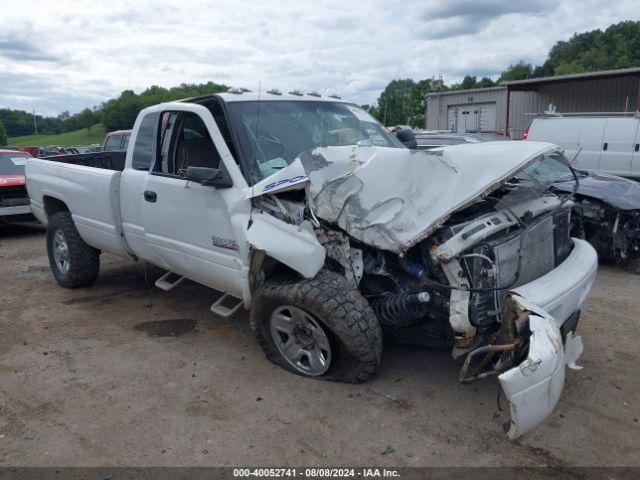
[0,0,637,116]
[422,0,558,21]
[0,38,59,62]
[417,0,561,39]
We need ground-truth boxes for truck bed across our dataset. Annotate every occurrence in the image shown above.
[26,155,130,257]
[41,151,126,171]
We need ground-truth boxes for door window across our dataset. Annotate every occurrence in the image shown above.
[153,111,222,176]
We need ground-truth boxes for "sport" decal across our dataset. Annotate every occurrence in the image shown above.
[262,175,308,192]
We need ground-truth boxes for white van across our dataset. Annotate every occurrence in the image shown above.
[524,114,640,178]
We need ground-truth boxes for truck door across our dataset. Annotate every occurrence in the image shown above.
[598,117,639,176]
[140,106,250,298]
[120,111,168,266]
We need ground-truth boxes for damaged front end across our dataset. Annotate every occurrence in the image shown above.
[246,141,597,439]
[578,199,640,274]
[456,294,584,438]
[497,296,584,439]
[552,172,640,274]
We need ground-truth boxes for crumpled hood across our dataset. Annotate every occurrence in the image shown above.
[250,141,559,253]
[553,172,640,211]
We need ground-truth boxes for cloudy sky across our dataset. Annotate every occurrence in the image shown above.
[1,0,638,116]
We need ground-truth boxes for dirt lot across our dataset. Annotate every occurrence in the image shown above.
[0,222,639,467]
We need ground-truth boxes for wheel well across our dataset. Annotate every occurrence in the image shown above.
[43,196,69,219]
[249,251,302,293]
[263,256,299,280]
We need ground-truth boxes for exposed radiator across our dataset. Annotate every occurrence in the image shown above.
[467,208,572,327]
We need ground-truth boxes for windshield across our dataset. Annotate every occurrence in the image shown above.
[497,151,578,209]
[227,100,403,182]
[520,151,578,183]
[0,152,30,174]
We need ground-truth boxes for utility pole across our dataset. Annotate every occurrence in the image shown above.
[33,109,38,135]
[383,97,387,126]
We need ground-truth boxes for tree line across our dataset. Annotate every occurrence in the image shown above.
[0,82,229,139]
[1,20,638,137]
[0,107,100,138]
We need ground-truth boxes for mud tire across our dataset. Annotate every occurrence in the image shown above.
[46,211,100,288]
[250,269,383,383]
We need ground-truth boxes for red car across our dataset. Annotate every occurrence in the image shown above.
[0,149,34,224]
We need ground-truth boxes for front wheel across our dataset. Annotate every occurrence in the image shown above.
[46,211,100,288]
[250,270,383,383]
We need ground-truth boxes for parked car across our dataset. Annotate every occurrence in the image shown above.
[102,130,132,151]
[26,92,596,439]
[413,131,640,273]
[414,131,508,150]
[0,149,33,224]
[75,144,103,154]
[34,146,67,157]
[524,114,640,178]
[549,170,640,273]
[19,146,37,156]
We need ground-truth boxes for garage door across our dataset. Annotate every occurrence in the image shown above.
[447,103,497,133]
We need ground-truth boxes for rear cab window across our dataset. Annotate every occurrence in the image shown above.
[104,134,123,151]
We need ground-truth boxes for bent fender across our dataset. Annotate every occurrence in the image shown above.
[246,212,325,278]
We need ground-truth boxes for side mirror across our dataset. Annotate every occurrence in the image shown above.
[394,127,417,149]
[185,166,233,188]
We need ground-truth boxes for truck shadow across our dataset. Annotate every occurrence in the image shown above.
[0,221,45,238]
[85,256,467,386]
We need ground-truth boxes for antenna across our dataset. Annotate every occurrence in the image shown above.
[569,146,583,166]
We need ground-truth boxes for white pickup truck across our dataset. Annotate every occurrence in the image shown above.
[27,91,597,438]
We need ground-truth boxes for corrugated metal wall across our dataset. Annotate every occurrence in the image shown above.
[426,87,507,132]
[507,91,544,139]
[508,76,640,138]
[426,75,640,139]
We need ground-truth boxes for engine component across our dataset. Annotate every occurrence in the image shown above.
[439,259,475,346]
[371,291,430,329]
[315,228,364,287]
[459,296,530,384]
[399,257,426,280]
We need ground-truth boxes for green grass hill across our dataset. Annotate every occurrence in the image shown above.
[7,124,106,147]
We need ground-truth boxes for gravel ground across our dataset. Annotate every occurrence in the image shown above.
[0,222,638,467]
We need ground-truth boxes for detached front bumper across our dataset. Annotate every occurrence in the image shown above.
[498,238,597,439]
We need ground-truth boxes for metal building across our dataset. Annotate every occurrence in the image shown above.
[425,67,640,139]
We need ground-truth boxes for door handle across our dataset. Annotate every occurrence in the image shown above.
[602,142,608,151]
[635,143,639,152]
[143,190,157,203]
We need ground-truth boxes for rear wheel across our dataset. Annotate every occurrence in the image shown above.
[250,269,383,383]
[46,211,100,288]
